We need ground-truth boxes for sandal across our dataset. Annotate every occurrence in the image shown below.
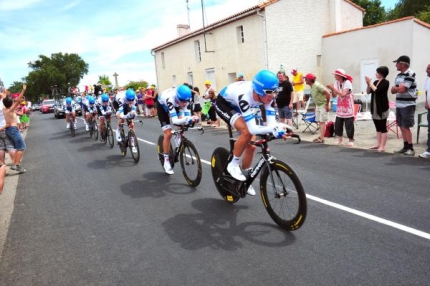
[313,137,324,143]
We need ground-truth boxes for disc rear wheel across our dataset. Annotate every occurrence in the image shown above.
[210,147,240,203]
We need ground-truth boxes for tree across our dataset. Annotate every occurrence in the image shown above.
[351,0,387,26]
[387,0,430,23]
[125,80,148,91]
[25,52,88,100]
[98,75,113,92]
[7,81,24,94]
[417,6,430,23]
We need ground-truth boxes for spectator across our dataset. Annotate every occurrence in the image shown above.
[0,88,16,167]
[137,88,145,115]
[0,164,5,195]
[145,87,155,117]
[203,80,219,127]
[192,86,202,120]
[391,55,417,156]
[236,72,245,81]
[275,71,294,127]
[327,69,355,146]
[291,69,305,109]
[365,66,390,152]
[304,73,331,143]
[419,63,430,159]
[2,84,27,173]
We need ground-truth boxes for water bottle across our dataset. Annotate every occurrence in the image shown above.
[174,134,181,147]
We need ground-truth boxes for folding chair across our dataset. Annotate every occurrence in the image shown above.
[300,98,319,134]
[386,100,401,138]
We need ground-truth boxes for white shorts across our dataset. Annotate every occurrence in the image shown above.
[293,90,304,103]
[315,106,329,122]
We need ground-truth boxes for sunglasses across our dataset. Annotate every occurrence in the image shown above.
[262,89,276,95]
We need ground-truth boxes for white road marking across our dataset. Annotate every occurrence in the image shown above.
[137,136,430,240]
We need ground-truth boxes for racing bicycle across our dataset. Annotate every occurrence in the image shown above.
[88,114,98,141]
[100,114,114,148]
[67,115,76,137]
[210,124,307,231]
[157,123,204,187]
[118,119,142,163]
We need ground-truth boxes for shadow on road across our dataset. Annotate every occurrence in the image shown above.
[119,172,195,199]
[162,198,296,251]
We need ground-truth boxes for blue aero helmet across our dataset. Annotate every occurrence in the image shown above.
[252,70,279,96]
[175,84,192,102]
[88,96,95,105]
[125,89,136,101]
[101,93,109,102]
[65,97,72,104]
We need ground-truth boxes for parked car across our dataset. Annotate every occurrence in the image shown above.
[54,99,82,119]
[31,103,40,111]
[40,99,56,114]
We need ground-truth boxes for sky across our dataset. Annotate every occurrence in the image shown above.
[0,0,260,90]
[0,0,398,91]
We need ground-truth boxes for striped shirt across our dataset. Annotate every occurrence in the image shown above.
[394,68,417,108]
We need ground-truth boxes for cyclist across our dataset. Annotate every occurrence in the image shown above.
[215,69,290,195]
[116,89,137,148]
[64,97,77,129]
[97,93,113,141]
[85,96,98,130]
[157,84,199,175]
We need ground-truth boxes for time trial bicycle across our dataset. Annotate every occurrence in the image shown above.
[100,114,115,148]
[210,124,307,231]
[88,114,98,141]
[118,119,142,163]
[157,123,204,187]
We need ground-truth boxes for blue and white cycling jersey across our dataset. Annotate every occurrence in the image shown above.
[218,81,279,135]
[158,87,192,125]
[87,104,97,114]
[118,102,136,119]
[99,103,112,117]
[63,103,76,114]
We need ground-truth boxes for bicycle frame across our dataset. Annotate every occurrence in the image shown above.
[218,124,300,198]
[170,124,204,163]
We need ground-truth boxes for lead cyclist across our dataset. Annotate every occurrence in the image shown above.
[215,69,292,195]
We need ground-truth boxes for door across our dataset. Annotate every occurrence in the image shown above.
[360,59,378,94]
[205,68,216,91]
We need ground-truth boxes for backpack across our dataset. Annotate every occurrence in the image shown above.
[325,121,334,137]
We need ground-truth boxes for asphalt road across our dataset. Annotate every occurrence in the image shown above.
[0,112,429,286]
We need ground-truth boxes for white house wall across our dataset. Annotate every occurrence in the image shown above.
[339,0,363,30]
[321,19,429,101]
[153,13,266,92]
[412,23,430,100]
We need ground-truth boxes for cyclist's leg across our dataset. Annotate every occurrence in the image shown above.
[115,111,122,141]
[157,102,174,174]
[72,112,77,129]
[99,116,105,135]
[65,112,70,128]
[242,136,256,170]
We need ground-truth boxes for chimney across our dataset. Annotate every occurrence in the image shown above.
[177,24,190,37]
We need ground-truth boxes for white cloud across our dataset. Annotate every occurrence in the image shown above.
[0,0,260,89]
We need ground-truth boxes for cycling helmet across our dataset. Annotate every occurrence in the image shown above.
[101,94,109,102]
[175,84,192,102]
[88,96,95,105]
[65,97,72,104]
[125,89,136,101]
[252,70,279,96]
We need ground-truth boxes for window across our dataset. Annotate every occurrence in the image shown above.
[236,25,244,44]
[161,52,165,69]
[194,40,201,62]
[187,72,193,86]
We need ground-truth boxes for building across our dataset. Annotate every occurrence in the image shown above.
[322,16,430,102]
[151,0,363,92]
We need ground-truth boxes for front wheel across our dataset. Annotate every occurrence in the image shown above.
[93,122,98,141]
[157,134,174,170]
[107,125,114,148]
[260,160,307,231]
[210,147,240,203]
[179,140,202,187]
[128,130,140,163]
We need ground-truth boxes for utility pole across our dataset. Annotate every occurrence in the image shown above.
[186,0,190,29]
